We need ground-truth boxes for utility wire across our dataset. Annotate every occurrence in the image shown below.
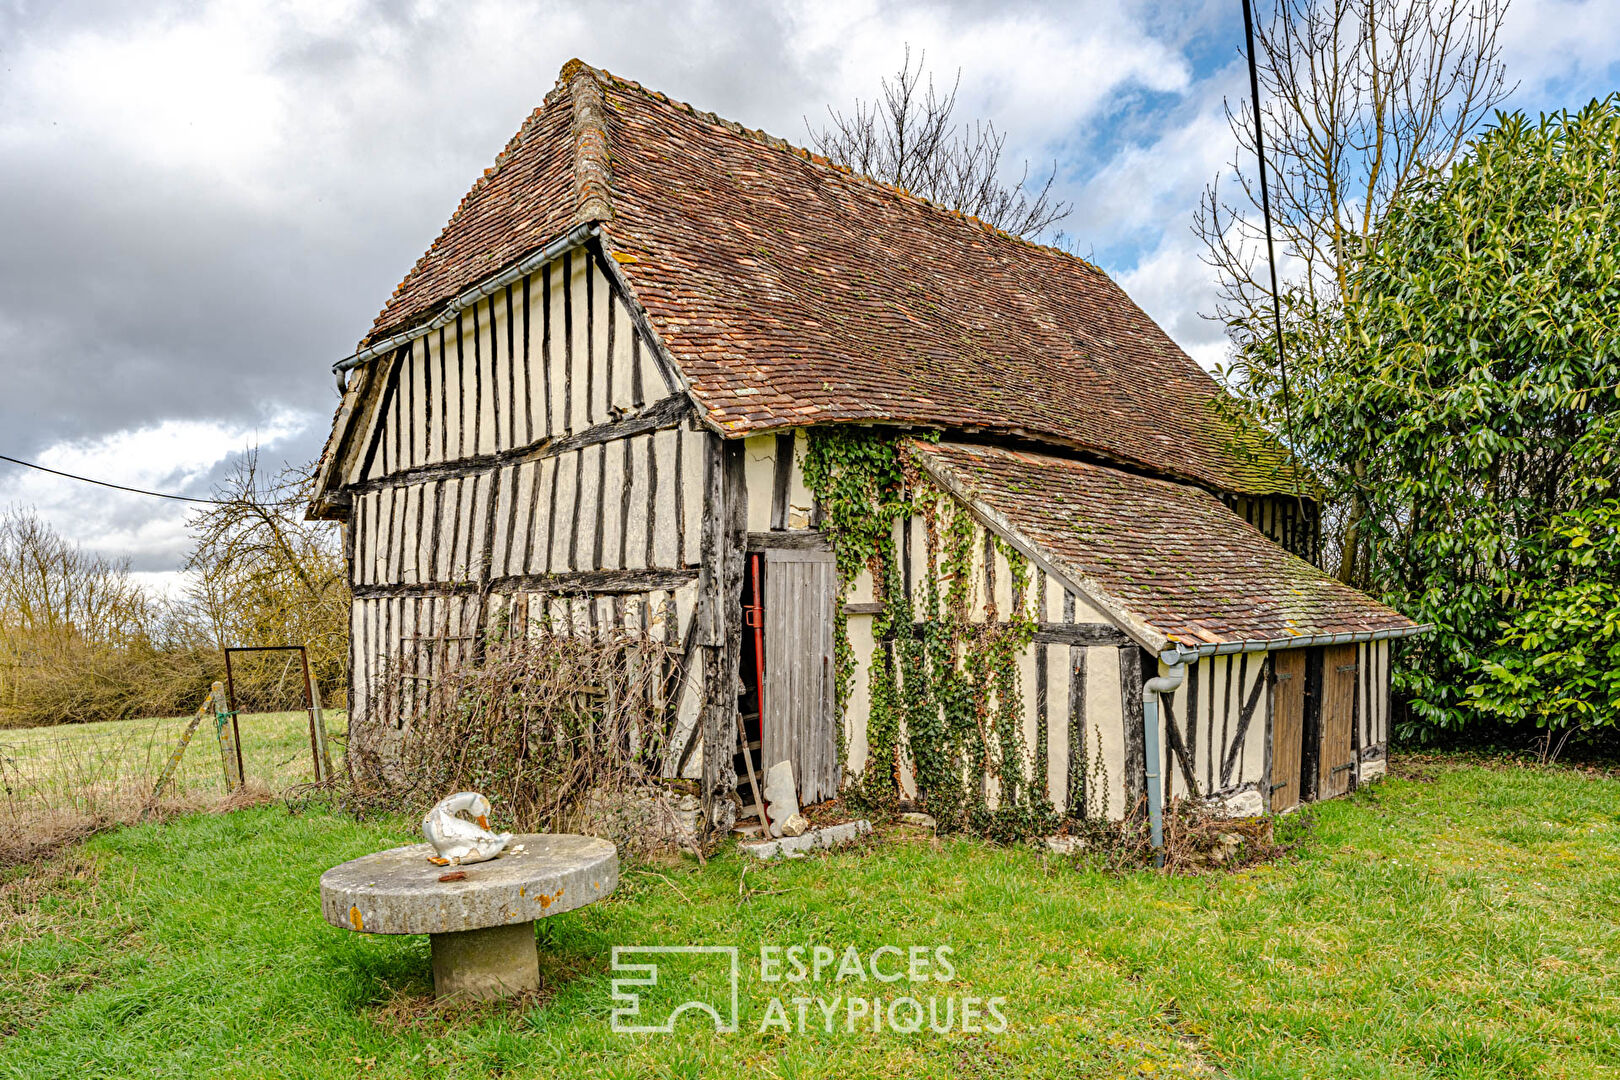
[0,452,226,504]
[1240,0,1299,494]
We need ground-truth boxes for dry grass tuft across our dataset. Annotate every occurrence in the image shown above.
[0,852,130,1035]
[363,981,566,1036]
[0,710,328,867]
[0,782,274,868]
[366,986,547,1032]
[1052,796,1303,875]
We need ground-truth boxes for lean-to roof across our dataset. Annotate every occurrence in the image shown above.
[909,440,1418,652]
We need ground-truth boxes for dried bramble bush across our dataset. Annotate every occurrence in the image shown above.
[348,624,691,848]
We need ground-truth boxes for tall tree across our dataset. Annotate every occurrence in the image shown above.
[185,452,349,701]
[0,508,151,647]
[1300,98,1620,740]
[810,46,1072,239]
[1197,0,1511,581]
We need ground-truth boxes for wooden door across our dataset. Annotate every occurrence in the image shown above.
[1317,644,1358,799]
[762,548,840,806]
[1269,649,1306,812]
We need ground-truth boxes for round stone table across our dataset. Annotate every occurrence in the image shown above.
[320,833,617,1000]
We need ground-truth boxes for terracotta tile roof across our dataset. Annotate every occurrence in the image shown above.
[368,88,576,333]
[911,440,1418,650]
[364,61,1299,496]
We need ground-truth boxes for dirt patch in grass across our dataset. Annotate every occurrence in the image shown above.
[363,946,602,1036]
[364,982,556,1035]
[0,850,103,934]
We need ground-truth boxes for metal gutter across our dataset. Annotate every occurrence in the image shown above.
[329,222,601,390]
[1141,660,1187,868]
[1156,623,1432,669]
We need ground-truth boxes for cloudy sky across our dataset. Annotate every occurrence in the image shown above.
[3,0,1618,593]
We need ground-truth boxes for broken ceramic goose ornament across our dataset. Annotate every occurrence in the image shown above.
[422,791,514,866]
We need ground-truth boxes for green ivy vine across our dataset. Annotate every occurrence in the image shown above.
[803,428,1058,840]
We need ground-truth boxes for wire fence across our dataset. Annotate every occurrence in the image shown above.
[0,705,347,865]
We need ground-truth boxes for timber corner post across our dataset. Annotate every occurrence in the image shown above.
[697,436,747,843]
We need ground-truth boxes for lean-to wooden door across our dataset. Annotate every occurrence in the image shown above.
[761,547,840,805]
[1317,644,1358,799]
[1269,649,1306,812]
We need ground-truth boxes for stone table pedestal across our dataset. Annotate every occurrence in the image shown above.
[320,833,617,1000]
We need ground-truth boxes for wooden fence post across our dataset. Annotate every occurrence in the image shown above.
[212,681,242,792]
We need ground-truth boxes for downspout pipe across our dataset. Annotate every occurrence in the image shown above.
[329,221,602,392]
[1141,659,1187,868]
[1141,622,1431,865]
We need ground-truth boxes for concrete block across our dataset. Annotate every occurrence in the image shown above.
[741,819,872,860]
[761,760,800,838]
[1206,789,1266,819]
[430,921,539,1000]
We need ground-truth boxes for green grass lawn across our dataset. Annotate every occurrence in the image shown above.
[2,757,1617,1079]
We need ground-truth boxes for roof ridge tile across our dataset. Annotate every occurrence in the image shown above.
[566,61,614,223]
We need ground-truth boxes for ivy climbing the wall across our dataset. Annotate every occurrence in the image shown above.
[803,428,1058,840]
[800,427,912,791]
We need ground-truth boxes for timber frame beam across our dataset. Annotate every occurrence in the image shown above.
[349,393,691,495]
[352,567,699,600]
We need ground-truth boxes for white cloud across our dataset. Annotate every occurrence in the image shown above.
[1502,0,1620,101]
[5,0,1615,583]
[0,411,311,572]
[783,0,1191,153]
[129,570,193,602]
[1119,233,1231,372]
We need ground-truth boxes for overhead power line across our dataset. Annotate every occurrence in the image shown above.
[0,452,225,504]
[1240,0,1299,493]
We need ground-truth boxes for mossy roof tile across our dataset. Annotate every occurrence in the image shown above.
[912,441,1417,646]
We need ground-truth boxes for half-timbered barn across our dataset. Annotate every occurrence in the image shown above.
[310,60,1424,837]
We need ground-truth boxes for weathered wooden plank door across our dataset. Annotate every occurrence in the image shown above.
[762,548,840,805]
[1317,644,1358,799]
[1269,649,1306,812]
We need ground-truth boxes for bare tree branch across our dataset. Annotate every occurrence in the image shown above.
[809,45,1073,239]
[185,450,349,694]
[1196,0,1512,582]
[1197,0,1512,336]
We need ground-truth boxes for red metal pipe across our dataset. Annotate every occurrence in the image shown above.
[748,553,766,730]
